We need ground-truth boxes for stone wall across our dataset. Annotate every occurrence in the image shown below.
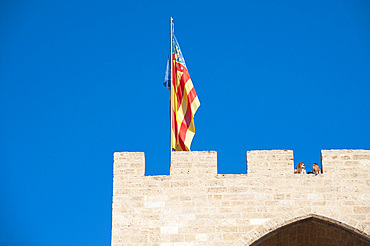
[111,149,370,245]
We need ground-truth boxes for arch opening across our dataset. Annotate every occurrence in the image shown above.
[250,217,370,246]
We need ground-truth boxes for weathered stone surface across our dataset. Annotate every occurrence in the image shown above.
[111,150,370,245]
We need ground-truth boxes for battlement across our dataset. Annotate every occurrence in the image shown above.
[111,149,370,245]
[113,149,370,177]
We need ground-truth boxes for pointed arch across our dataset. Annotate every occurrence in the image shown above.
[233,208,370,245]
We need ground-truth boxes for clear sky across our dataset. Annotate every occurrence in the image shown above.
[1,0,369,245]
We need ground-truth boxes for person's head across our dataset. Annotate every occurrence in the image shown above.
[297,162,305,172]
[312,163,320,173]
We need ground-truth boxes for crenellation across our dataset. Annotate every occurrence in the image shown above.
[112,149,370,245]
[321,149,369,175]
[246,150,293,176]
[170,151,218,177]
[113,152,145,177]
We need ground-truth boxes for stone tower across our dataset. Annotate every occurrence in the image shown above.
[111,149,370,245]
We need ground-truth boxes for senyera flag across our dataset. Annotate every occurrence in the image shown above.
[164,31,200,151]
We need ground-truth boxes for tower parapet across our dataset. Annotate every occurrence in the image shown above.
[111,149,370,245]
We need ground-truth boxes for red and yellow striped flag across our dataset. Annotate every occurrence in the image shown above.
[171,35,200,151]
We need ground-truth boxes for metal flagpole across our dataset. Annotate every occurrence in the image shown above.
[170,17,174,158]
[169,17,174,169]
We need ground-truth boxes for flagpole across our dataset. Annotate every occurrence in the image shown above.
[170,17,174,156]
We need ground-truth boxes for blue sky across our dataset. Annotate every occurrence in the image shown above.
[1,0,369,245]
